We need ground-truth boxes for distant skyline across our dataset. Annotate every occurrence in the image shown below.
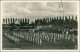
[2,1,78,21]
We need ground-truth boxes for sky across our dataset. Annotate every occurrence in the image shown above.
[2,2,78,21]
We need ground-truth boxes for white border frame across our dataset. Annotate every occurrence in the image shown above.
[0,0,80,52]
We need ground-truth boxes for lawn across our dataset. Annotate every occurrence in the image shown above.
[2,30,77,50]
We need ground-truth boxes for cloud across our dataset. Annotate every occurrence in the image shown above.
[2,2,78,21]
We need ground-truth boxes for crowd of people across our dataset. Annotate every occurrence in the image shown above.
[3,32,20,44]
[3,30,77,45]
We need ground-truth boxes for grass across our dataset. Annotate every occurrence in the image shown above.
[2,30,77,50]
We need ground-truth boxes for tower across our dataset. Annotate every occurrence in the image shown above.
[59,0,64,16]
[59,0,65,34]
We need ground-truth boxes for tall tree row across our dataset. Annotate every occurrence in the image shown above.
[2,16,77,28]
[3,18,30,26]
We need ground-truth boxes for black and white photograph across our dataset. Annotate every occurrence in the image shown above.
[1,0,79,50]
